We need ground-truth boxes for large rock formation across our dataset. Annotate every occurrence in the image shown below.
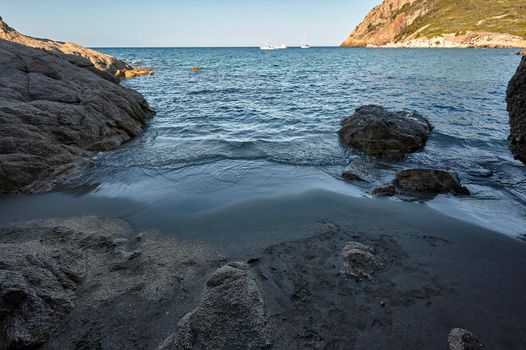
[0,216,223,350]
[0,39,154,193]
[396,168,470,195]
[507,56,526,165]
[341,0,526,48]
[339,105,433,160]
[0,16,152,78]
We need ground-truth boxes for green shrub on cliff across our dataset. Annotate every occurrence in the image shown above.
[398,0,526,40]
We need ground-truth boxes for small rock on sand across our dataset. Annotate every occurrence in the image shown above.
[448,328,485,350]
[342,242,384,280]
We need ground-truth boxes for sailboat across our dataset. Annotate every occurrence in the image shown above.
[260,31,276,51]
[301,34,310,49]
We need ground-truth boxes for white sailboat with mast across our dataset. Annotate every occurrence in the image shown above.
[301,34,310,49]
[260,31,276,51]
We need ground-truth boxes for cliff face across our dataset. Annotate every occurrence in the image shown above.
[341,0,427,47]
[0,16,152,78]
[507,56,526,165]
[341,0,526,48]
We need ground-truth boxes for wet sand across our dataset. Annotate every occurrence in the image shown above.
[1,189,526,348]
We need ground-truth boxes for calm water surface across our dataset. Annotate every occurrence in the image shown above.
[3,48,526,238]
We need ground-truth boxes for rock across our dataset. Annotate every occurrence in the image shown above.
[339,105,433,160]
[0,39,154,193]
[0,216,222,350]
[448,328,485,350]
[342,158,375,181]
[507,56,526,165]
[396,168,470,195]
[372,185,397,197]
[0,17,153,78]
[0,236,86,348]
[160,262,272,350]
[518,50,526,55]
[124,67,154,78]
[342,242,384,280]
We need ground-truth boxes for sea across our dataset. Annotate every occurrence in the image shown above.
[1,47,525,245]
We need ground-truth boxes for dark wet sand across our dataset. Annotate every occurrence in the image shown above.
[2,189,526,349]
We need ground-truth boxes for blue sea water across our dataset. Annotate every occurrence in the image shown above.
[5,48,526,237]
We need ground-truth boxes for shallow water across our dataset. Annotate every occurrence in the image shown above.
[6,48,526,237]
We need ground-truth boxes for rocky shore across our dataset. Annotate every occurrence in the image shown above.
[0,24,155,193]
[2,201,524,349]
[0,17,153,79]
[0,13,525,350]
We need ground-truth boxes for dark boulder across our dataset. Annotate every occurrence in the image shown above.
[507,56,526,165]
[396,168,470,195]
[339,105,433,160]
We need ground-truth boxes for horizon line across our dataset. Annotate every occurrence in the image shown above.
[90,45,340,49]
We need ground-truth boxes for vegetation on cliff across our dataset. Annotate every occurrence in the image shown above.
[396,0,526,40]
[342,0,526,47]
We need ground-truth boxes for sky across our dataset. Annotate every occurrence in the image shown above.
[0,0,382,47]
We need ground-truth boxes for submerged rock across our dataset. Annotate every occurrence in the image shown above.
[342,158,376,181]
[371,185,397,197]
[339,105,433,160]
[342,242,384,281]
[396,168,470,195]
[448,328,485,350]
[0,39,154,193]
[160,262,272,350]
[507,56,526,165]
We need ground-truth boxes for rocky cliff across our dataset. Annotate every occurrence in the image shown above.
[341,0,526,48]
[0,39,154,193]
[507,56,526,165]
[0,16,152,78]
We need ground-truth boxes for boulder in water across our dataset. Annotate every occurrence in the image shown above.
[507,56,526,165]
[339,105,433,160]
[396,168,470,195]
